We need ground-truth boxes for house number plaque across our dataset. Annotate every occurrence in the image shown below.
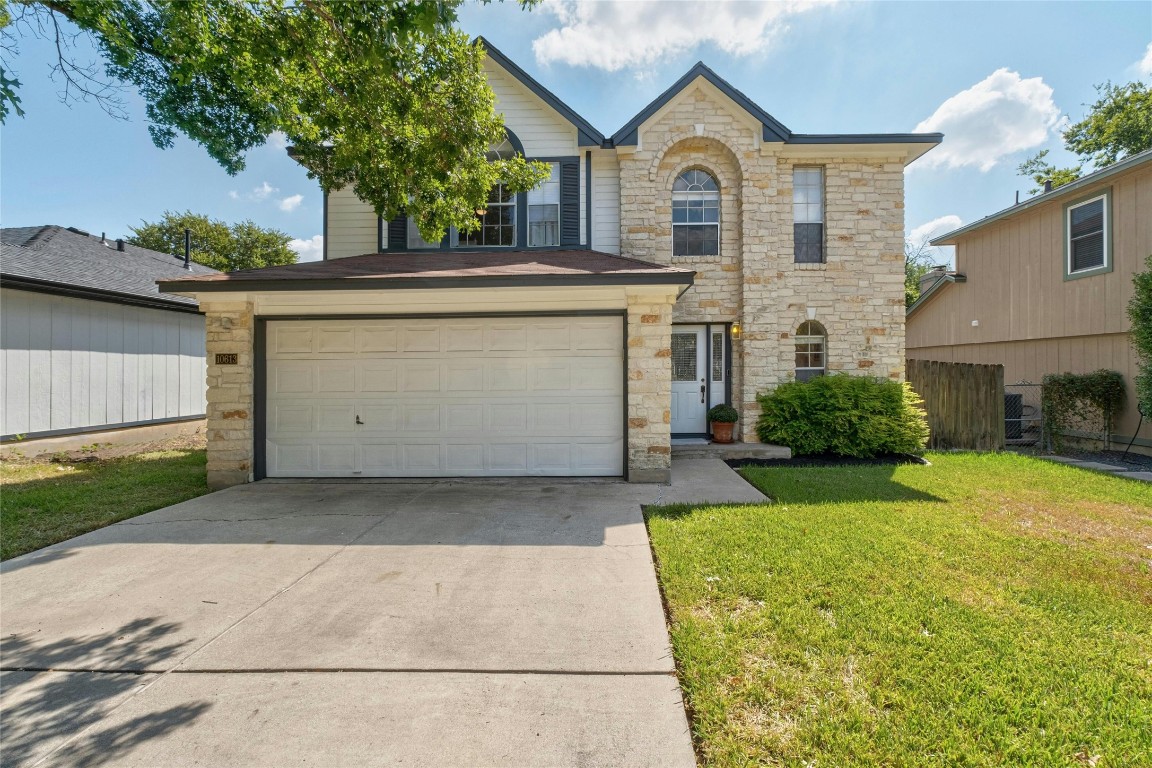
[215,353,239,365]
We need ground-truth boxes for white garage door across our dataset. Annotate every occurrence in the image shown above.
[264,316,624,477]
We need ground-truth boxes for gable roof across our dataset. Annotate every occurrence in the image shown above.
[1,225,218,312]
[159,249,693,293]
[930,148,1152,246]
[478,37,606,148]
[611,61,942,154]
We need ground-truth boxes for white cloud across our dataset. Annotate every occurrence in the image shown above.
[251,181,278,201]
[1136,42,1152,78]
[288,234,324,262]
[228,190,240,200]
[278,194,304,212]
[531,0,836,72]
[267,131,290,150]
[913,69,1063,172]
[908,215,962,246]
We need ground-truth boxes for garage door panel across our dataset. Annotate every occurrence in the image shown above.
[357,326,398,353]
[401,325,441,352]
[317,327,356,354]
[265,317,623,478]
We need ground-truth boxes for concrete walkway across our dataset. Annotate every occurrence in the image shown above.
[1,458,762,767]
[1041,455,1152,482]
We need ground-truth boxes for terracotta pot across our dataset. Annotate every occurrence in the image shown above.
[711,421,736,444]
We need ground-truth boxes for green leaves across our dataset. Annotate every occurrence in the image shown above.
[1041,369,1127,451]
[128,210,296,272]
[755,375,930,458]
[1126,254,1152,416]
[1018,81,1152,193]
[1064,81,1152,168]
[7,1,548,240]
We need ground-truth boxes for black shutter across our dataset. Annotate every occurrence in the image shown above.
[387,215,407,250]
[559,158,581,246]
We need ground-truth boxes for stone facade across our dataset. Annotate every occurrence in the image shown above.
[626,289,678,483]
[619,82,907,440]
[202,299,255,490]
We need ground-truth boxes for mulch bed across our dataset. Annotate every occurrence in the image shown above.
[726,454,929,470]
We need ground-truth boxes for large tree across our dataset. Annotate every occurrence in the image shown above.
[1,0,548,241]
[1019,80,1152,193]
[129,210,296,272]
[904,238,938,308]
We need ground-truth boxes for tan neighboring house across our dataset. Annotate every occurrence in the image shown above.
[908,148,1152,449]
[160,40,940,489]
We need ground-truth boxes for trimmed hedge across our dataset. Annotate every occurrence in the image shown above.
[756,375,930,457]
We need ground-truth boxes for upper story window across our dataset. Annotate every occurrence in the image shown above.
[795,320,826,382]
[793,167,825,263]
[456,140,517,248]
[1065,191,1110,279]
[529,162,560,246]
[672,169,719,257]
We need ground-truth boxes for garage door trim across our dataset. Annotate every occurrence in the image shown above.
[253,310,628,480]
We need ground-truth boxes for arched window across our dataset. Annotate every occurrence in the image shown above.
[672,169,719,257]
[795,321,826,382]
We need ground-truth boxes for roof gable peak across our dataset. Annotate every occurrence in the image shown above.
[612,62,792,147]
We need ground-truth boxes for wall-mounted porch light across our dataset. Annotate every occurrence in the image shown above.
[730,322,742,339]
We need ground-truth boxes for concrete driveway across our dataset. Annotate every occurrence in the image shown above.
[1,459,763,767]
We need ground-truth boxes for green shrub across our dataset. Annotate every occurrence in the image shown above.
[707,404,738,423]
[1041,369,1126,451]
[1128,254,1152,415]
[755,375,930,457]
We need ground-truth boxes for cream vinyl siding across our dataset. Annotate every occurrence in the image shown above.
[483,59,577,158]
[264,317,624,477]
[1,288,206,437]
[326,186,378,260]
[591,150,621,254]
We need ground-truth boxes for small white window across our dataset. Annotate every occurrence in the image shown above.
[529,162,560,247]
[795,320,826,382]
[793,167,825,263]
[1066,194,1108,276]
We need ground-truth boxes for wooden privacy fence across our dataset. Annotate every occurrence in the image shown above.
[907,359,1005,450]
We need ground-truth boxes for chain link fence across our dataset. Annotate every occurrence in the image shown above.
[1004,382,1043,447]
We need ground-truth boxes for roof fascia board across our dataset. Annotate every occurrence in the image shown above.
[778,140,940,165]
[906,273,966,315]
[931,149,1152,245]
[477,37,605,147]
[2,274,203,313]
[159,272,695,295]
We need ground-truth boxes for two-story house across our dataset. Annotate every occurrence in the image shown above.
[161,40,941,489]
[908,149,1152,451]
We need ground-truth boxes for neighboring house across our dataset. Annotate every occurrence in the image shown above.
[160,39,940,488]
[1,225,218,444]
[908,149,1152,449]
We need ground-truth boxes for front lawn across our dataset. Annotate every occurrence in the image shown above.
[1,449,209,560]
[646,453,1152,766]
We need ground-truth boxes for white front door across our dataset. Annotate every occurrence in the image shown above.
[263,316,624,477]
[670,326,707,434]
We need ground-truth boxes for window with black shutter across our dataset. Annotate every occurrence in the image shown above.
[1066,194,1107,275]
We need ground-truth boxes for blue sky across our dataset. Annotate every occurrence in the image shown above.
[2,1,1149,263]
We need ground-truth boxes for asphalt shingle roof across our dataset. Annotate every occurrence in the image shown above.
[158,249,694,293]
[0,225,218,308]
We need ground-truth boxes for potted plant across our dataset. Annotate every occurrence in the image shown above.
[708,404,739,444]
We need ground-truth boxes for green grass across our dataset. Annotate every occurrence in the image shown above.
[1,450,209,560]
[646,453,1152,767]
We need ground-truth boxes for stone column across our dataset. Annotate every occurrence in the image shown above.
[626,290,677,483]
[202,299,255,490]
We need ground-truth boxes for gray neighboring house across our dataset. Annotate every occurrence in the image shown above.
[1,225,218,444]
